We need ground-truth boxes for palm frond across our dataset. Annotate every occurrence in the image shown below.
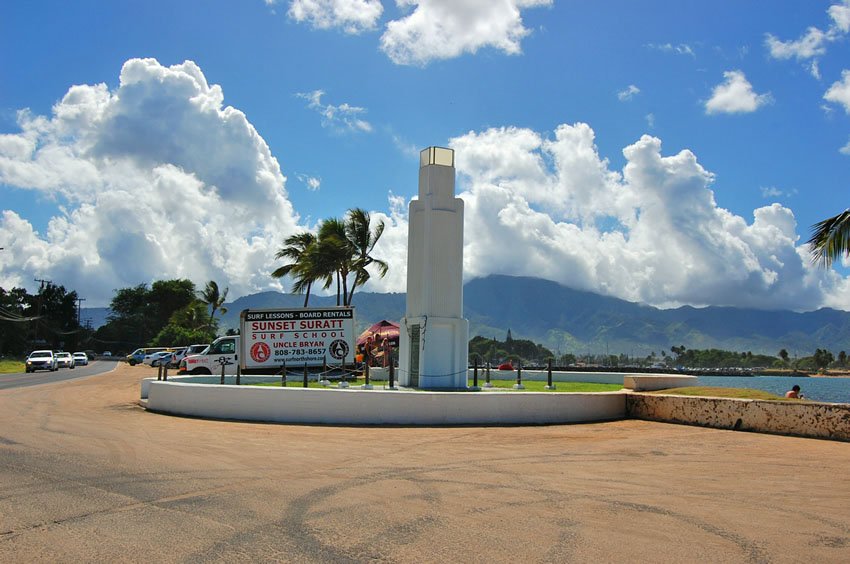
[808,209,850,267]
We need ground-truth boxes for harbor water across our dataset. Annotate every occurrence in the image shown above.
[697,375,850,404]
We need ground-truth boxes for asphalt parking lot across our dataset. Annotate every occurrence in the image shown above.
[0,363,848,562]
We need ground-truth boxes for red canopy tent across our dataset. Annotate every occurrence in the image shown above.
[356,320,400,366]
[356,320,400,349]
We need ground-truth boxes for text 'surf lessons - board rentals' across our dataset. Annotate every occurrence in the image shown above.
[240,308,356,369]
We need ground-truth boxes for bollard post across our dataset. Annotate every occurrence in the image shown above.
[163,364,168,381]
[545,358,555,390]
[321,356,329,385]
[281,360,286,387]
[473,358,479,388]
[220,362,225,385]
[338,350,349,388]
[513,360,525,390]
[236,364,241,386]
[484,362,493,388]
[362,361,373,389]
[303,362,308,387]
[388,361,395,389]
[157,363,162,381]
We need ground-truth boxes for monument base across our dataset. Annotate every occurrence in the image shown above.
[398,316,469,389]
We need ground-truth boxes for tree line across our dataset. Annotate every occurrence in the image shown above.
[92,279,229,351]
[0,283,81,355]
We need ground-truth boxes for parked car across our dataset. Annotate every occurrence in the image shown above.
[56,352,75,369]
[102,351,112,357]
[73,352,89,366]
[25,350,57,373]
[143,351,173,367]
[126,347,168,366]
[170,343,209,367]
[167,348,187,368]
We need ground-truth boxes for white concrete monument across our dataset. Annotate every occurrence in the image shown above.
[398,147,469,389]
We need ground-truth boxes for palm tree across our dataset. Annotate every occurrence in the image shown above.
[271,232,320,307]
[317,218,351,306]
[344,208,388,305]
[200,280,228,329]
[808,209,850,266]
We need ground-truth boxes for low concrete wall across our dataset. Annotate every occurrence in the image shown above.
[627,393,850,442]
[145,381,625,425]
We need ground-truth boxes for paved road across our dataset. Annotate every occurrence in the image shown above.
[0,364,848,562]
[0,359,119,390]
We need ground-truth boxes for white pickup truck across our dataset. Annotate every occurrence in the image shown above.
[177,335,239,375]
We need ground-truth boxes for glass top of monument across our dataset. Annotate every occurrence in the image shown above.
[420,146,454,168]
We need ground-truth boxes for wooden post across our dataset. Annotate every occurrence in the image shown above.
[545,358,554,390]
[163,364,168,381]
[281,360,286,387]
[389,361,395,388]
[365,363,370,386]
[473,358,478,388]
[485,362,492,387]
[236,364,241,386]
[220,362,225,385]
[157,364,162,381]
[303,362,308,387]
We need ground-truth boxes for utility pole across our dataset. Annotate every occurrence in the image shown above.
[33,278,51,343]
[76,297,86,325]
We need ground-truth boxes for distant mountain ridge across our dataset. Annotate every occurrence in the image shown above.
[90,275,850,356]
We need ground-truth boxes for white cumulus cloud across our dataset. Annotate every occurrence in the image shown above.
[287,0,383,33]
[824,69,850,113]
[765,1,850,77]
[441,123,845,311]
[0,58,302,305]
[705,70,772,115]
[380,0,552,66]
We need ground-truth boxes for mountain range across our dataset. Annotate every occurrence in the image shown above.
[216,275,850,357]
[84,275,850,357]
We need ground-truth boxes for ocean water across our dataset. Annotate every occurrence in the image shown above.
[697,375,850,404]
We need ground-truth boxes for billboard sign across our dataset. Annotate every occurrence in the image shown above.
[240,307,356,370]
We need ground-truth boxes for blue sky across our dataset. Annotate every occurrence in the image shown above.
[2,0,850,311]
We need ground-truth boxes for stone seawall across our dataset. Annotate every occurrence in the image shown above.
[627,393,850,442]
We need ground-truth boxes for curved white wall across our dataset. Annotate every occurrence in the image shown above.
[145,381,625,425]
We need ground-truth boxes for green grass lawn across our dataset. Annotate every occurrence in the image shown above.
[253,379,622,392]
[0,359,25,374]
[650,386,792,401]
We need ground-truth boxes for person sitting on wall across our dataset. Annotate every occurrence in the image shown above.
[785,384,803,399]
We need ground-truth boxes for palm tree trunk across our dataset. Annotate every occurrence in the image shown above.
[303,281,312,308]
[336,271,341,306]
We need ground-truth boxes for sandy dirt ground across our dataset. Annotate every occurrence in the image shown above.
[0,364,848,563]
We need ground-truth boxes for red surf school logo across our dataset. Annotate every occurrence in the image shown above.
[250,342,271,363]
